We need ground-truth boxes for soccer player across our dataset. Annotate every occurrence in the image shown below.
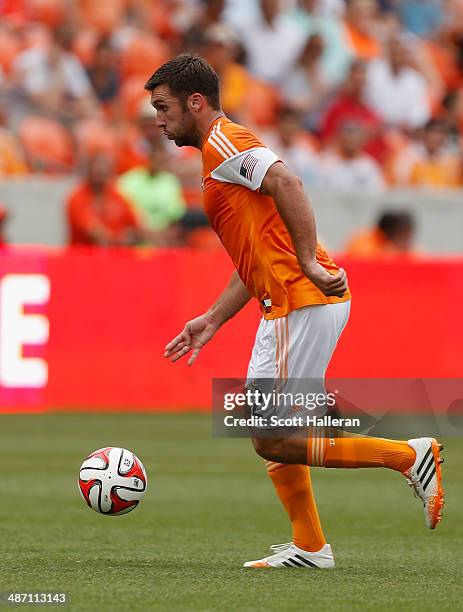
[145,56,444,569]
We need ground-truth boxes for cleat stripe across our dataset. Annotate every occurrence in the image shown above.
[287,558,304,567]
[294,554,317,568]
[282,561,293,567]
[417,447,433,475]
[419,455,435,482]
[422,466,436,491]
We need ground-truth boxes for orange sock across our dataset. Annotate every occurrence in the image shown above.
[266,461,326,552]
[307,432,415,472]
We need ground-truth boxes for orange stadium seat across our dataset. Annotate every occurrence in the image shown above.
[120,76,149,120]
[73,28,99,67]
[0,28,21,73]
[121,33,169,80]
[18,117,74,173]
[242,81,280,127]
[74,119,119,161]
[77,0,127,34]
[27,0,66,27]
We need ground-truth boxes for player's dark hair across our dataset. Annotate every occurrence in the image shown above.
[144,55,221,111]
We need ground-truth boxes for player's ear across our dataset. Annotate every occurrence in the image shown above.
[188,93,204,112]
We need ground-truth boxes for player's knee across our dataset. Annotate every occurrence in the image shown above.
[252,437,285,462]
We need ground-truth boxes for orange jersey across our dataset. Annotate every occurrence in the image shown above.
[201,117,351,319]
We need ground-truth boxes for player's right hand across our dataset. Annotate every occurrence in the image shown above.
[164,315,220,366]
[304,263,349,297]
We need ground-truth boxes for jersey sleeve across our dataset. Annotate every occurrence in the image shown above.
[205,120,279,191]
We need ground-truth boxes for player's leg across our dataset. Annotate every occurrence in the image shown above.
[245,315,327,562]
[244,303,349,568]
[254,431,444,530]
[250,302,443,531]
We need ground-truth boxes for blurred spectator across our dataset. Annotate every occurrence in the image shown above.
[281,33,332,130]
[317,0,346,18]
[343,0,382,60]
[0,0,459,224]
[365,34,431,129]
[179,209,220,249]
[202,24,280,127]
[0,105,27,176]
[320,59,389,163]
[78,0,126,35]
[86,38,120,116]
[0,205,8,245]
[236,0,307,83]
[439,89,463,146]
[261,106,321,187]
[201,24,252,121]
[345,211,416,258]
[320,120,386,192]
[396,0,444,37]
[11,25,98,126]
[183,0,227,52]
[117,143,186,242]
[67,154,143,246]
[18,116,74,173]
[405,119,462,187]
[288,0,351,85]
[0,128,28,176]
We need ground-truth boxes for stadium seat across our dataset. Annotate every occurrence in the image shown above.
[242,81,280,127]
[120,32,169,80]
[77,0,126,34]
[73,28,99,67]
[18,117,74,173]
[0,28,21,73]
[74,119,119,161]
[120,76,150,120]
[28,0,66,27]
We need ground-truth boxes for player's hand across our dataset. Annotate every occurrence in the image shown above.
[164,315,220,366]
[304,263,348,297]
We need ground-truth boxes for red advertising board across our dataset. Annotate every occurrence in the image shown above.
[0,247,462,412]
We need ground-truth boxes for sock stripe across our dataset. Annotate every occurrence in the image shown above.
[283,317,289,381]
[309,429,325,467]
[275,319,281,384]
[318,435,325,467]
[265,460,285,472]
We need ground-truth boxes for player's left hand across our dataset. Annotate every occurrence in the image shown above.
[304,263,349,297]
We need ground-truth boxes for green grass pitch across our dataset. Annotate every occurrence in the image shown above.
[0,413,461,611]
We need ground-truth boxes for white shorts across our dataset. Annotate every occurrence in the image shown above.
[245,302,351,429]
[247,301,351,381]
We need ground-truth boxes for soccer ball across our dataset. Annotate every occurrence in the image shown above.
[78,447,147,516]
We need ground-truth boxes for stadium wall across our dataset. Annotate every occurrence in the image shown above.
[0,247,462,413]
[1,179,463,253]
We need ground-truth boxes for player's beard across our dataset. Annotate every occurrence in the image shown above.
[171,109,201,148]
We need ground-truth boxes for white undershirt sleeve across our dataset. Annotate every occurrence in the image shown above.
[211,146,279,191]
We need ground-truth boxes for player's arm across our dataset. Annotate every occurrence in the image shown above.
[164,271,250,366]
[261,161,348,297]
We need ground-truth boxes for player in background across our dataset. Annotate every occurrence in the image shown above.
[145,56,444,569]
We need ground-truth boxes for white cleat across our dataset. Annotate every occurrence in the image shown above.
[403,437,445,529]
[243,542,335,569]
